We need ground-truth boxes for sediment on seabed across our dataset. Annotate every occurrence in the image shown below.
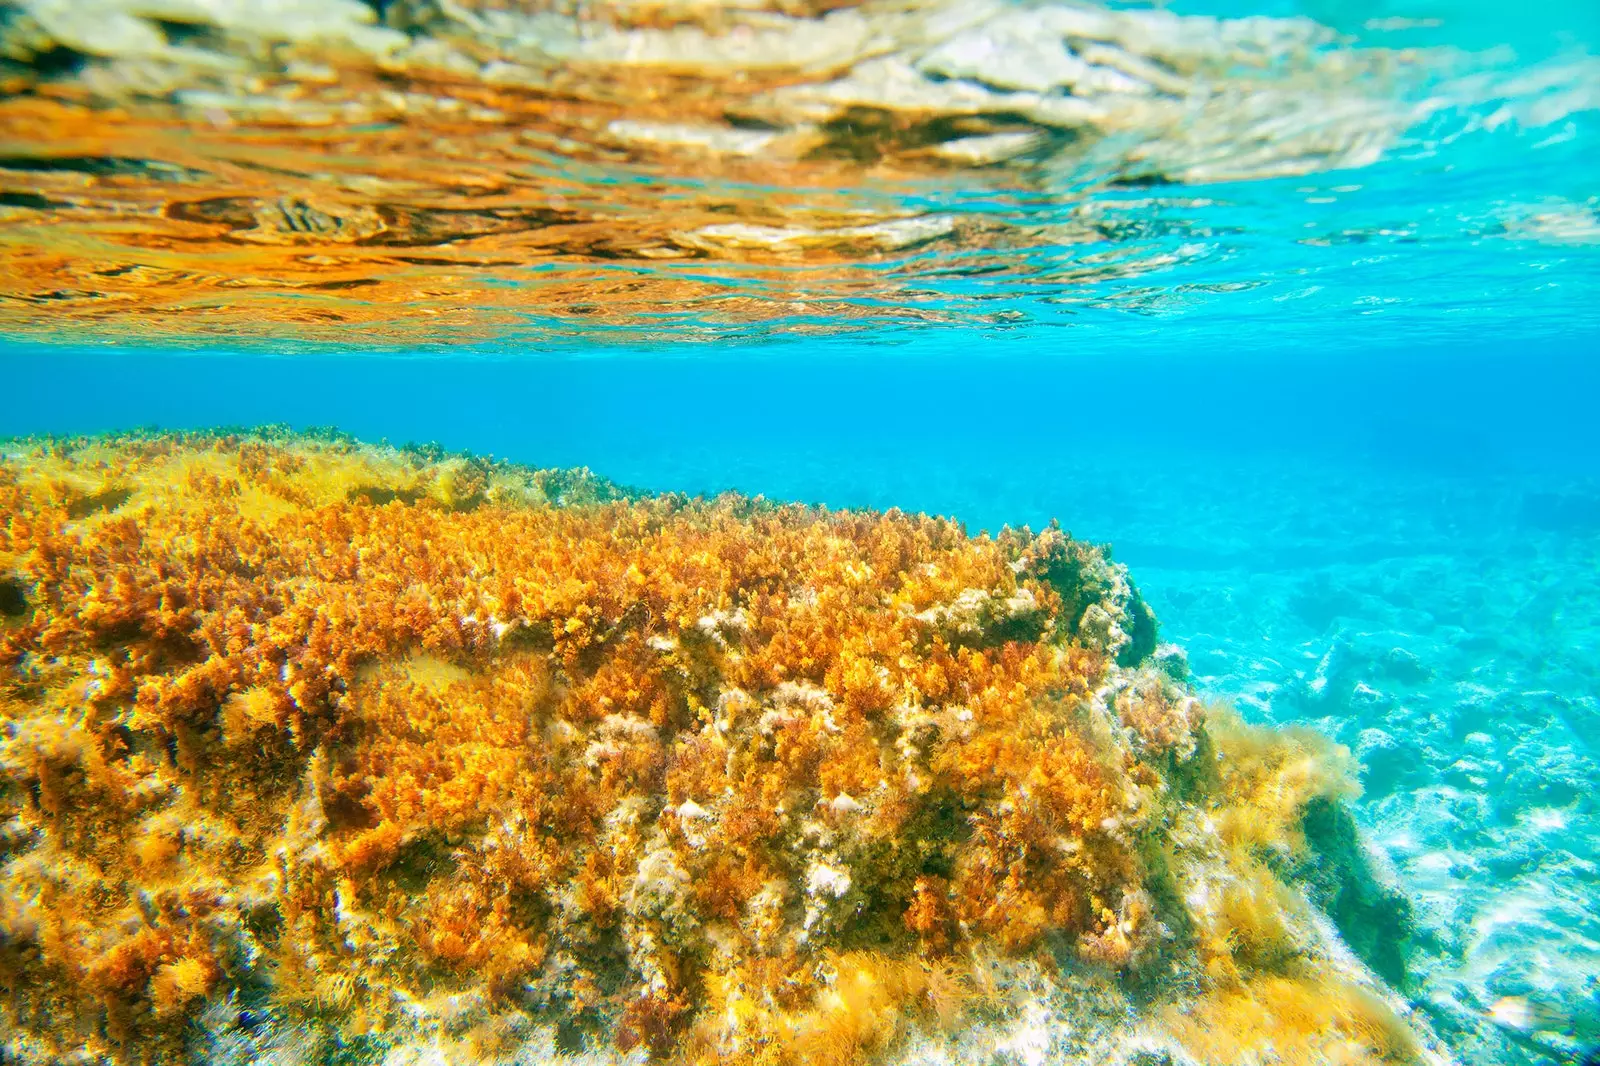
[0,430,1449,1065]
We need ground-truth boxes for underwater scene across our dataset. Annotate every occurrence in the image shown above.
[0,1,1598,1065]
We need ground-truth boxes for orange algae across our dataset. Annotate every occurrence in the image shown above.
[0,431,1427,1065]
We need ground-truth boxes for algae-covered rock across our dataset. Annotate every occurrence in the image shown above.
[0,431,1453,1066]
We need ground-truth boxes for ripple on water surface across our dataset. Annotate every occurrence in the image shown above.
[0,0,1596,347]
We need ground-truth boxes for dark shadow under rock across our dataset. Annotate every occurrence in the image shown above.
[1292,796,1415,988]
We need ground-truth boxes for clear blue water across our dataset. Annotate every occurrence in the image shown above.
[6,338,1599,1063]
[2,0,1599,1061]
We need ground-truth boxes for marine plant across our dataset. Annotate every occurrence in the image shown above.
[0,431,1432,1065]
[1168,974,1422,1065]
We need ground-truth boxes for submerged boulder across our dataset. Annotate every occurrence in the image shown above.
[0,431,1453,1065]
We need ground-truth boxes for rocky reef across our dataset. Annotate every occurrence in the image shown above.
[0,430,1451,1065]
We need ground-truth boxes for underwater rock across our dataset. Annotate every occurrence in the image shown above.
[0,430,1458,1065]
[1355,727,1430,798]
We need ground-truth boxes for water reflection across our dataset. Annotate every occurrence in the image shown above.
[0,0,1593,344]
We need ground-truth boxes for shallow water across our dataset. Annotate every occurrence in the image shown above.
[7,336,1600,1062]
[2,0,1599,1063]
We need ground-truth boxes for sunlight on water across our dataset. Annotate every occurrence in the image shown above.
[0,0,1595,347]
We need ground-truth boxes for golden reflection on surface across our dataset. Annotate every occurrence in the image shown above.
[0,0,1450,343]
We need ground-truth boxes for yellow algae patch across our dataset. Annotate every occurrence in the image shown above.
[1168,975,1421,1066]
[0,431,1429,1066]
[1207,703,1362,856]
[150,956,218,1017]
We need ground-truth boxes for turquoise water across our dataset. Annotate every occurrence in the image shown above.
[6,337,1599,1061]
[3,0,1600,1062]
